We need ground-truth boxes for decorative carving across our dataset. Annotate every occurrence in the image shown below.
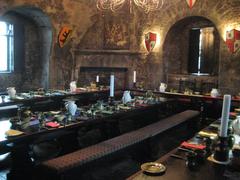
[104,17,130,49]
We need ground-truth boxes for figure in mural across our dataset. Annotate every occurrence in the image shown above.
[104,18,129,49]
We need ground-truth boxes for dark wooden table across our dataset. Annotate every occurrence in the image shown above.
[0,99,170,149]
[0,89,113,107]
[127,149,228,180]
[132,89,240,121]
[127,120,239,180]
[2,97,172,180]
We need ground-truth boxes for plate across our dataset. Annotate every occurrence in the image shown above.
[141,162,166,175]
[101,110,114,114]
[5,129,24,137]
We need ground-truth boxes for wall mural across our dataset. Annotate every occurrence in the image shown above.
[226,29,240,53]
[103,17,130,49]
[58,26,72,48]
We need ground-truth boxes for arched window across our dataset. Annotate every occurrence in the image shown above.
[0,21,14,73]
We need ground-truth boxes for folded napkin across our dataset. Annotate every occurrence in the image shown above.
[5,129,24,137]
[45,122,60,128]
[135,103,148,107]
[198,131,218,139]
[181,141,206,150]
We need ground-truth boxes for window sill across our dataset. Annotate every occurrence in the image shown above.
[191,73,210,76]
[0,71,13,74]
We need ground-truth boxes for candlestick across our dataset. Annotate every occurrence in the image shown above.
[133,71,136,83]
[219,95,231,137]
[110,75,114,97]
[96,75,99,83]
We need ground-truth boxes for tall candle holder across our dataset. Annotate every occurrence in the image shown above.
[96,81,100,90]
[96,75,100,90]
[108,96,115,106]
[211,94,231,164]
[213,136,230,163]
[133,82,137,89]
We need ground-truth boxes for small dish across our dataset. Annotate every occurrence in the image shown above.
[194,92,200,95]
[141,162,166,175]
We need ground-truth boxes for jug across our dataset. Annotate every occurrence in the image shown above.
[159,83,167,92]
[7,87,16,98]
[122,91,132,104]
[65,100,77,116]
[233,116,240,135]
[70,81,77,92]
[210,88,219,98]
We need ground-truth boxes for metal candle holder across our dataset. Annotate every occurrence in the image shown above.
[213,136,229,163]
[133,82,137,89]
[108,96,115,106]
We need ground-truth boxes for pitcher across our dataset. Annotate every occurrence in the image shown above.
[70,81,77,92]
[210,88,219,97]
[233,116,240,135]
[122,91,132,104]
[65,100,77,116]
[159,83,167,92]
[7,87,16,98]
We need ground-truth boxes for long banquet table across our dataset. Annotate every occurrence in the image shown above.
[1,96,173,180]
[127,120,240,180]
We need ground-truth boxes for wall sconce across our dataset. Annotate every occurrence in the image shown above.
[226,29,240,53]
[145,32,157,52]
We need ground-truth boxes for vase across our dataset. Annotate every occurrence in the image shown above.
[210,88,219,97]
[122,91,132,104]
[65,100,77,116]
[159,83,167,92]
[7,87,16,98]
[70,81,77,92]
[233,116,240,135]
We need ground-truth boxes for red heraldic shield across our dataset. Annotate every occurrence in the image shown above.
[58,26,72,48]
[145,32,157,52]
[186,0,196,9]
[226,29,240,53]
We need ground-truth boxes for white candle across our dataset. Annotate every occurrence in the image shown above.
[219,95,231,137]
[96,75,99,83]
[133,71,136,83]
[110,75,114,97]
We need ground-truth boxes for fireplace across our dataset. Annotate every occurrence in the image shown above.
[78,67,128,89]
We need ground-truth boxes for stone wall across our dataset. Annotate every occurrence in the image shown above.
[0,0,240,94]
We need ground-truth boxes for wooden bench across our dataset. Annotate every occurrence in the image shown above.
[38,110,200,180]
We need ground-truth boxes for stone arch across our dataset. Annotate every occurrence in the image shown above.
[162,16,220,89]
[2,5,53,90]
